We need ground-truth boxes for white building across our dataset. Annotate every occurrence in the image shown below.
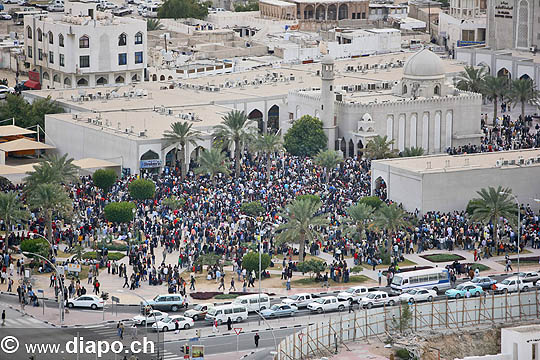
[24,1,147,89]
[438,0,486,49]
[327,28,401,59]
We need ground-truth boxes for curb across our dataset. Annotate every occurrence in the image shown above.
[240,351,255,359]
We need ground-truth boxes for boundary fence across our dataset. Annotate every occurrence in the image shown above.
[277,290,540,360]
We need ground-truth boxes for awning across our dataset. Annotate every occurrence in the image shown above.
[73,158,120,169]
[0,125,36,137]
[0,164,25,176]
[24,80,41,90]
[0,138,55,152]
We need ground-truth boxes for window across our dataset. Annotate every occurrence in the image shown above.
[49,51,54,64]
[27,46,32,58]
[80,55,90,68]
[224,308,232,314]
[118,53,127,65]
[38,49,43,60]
[53,74,60,83]
[48,31,53,44]
[79,35,89,48]
[249,298,257,304]
[135,31,143,44]
[118,33,126,46]
[59,54,64,67]
[134,51,143,64]
[27,26,32,39]
[59,34,64,47]
[37,28,42,42]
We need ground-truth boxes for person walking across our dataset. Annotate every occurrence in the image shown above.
[117,321,124,340]
[254,333,260,348]
[1,310,5,326]
[229,278,236,292]
[286,277,291,291]
[227,317,232,331]
[130,324,138,339]
[212,319,218,333]
[348,300,354,313]
[190,275,196,291]
[218,277,225,291]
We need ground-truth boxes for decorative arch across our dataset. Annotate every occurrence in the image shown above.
[268,104,279,132]
[152,74,157,81]
[58,33,64,47]
[434,84,441,96]
[135,31,143,45]
[497,67,511,79]
[96,76,108,85]
[140,150,159,160]
[314,110,320,119]
[79,35,89,48]
[132,73,140,82]
[348,139,354,157]
[118,33,127,46]
[357,139,364,156]
[248,109,264,133]
[327,4,337,20]
[42,72,49,80]
[315,5,326,20]
[304,4,314,19]
[77,77,88,86]
[64,77,72,86]
[53,74,60,83]
[361,113,372,122]
[190,146,205,162]
[115,75,125,84]
[402,83,408,94]
[168,76,173,80]
[477,61,490,73]
[520,73,531,80]
[338,4,348,20]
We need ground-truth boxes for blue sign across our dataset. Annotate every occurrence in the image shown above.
[140,159,163,168]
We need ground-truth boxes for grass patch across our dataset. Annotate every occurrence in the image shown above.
[82,251,125,261]
[350,265,364,273]
[421,253,465,263]
[469,263,490,272]
[290,275,370,287]
[362,258,417,270]
[214,293,240,300]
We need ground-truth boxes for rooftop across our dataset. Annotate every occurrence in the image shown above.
[27,11,143,27]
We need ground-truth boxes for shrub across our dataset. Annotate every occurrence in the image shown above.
[358,196,383,210]
[240,201,265,217]
[82,251,125,261]
[420,254,465,263]
[395,348,412,360]
[350,265,364,273]
[92,169,117,193]
[242,252,271,275]
[296,194,321,205]
[214,294,240,300]
[283,115,327,156]
[21,238,50,259]
[128,179,155,200]
[104,202,135,223]
[162,196,185,210]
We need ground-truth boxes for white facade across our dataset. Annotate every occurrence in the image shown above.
[327,28,401,59]
[438,11,486,49]
[24,2,147,89]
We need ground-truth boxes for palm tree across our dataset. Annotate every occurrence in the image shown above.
[147,19,164,31]
[313,149,343,183]
[194,148,231,185]
[213,110,256,178]
[27,183,72,248]
[25,153,79,191]
[163,121,202,180]
[342,203,374,243]
[254,132,282,180]
[363,135,398,160]
[456,65,487,93]
[401,147,425,157]
[507,78,540,122]
[275,198,329,262]
[371,203,411,253]
[469,186,517,244]
[481,75,507,125]
[0,191,28,252]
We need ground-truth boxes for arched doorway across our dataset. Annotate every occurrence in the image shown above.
[96,76,108,85]
[338,4,348,20]
[165,147,177,167]
[348,139,354,157]
[327,4,337,20]
[497,67,511,79]
[520,74,531,80]
[374,176,387,200]
[267,105,279,133]
[152,74,157,81]
[248,109,264,133]
[189,146,205,171]
[357,139,364,157]
[140,150,161,174]
[315,5,325,20]
[304,5,314,19]
[77,77,88,86]
[340,138,346,154]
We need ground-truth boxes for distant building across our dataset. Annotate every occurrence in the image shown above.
[487,0,539,50]
[327,28,401,58]
[258,0,370,22]
[438,0,487,49]
[23,1,147,89]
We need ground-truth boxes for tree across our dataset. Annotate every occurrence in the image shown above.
[104,202,136,224]
[283,115,327,157]
[507,78,540,122]
[20,237,50,259]
[195,253,223,271]
[275,198,329,262]
[128,179,155,200]
[163,121,202,180]
[254,132,282,179]
[455,65,487,93]
[296,194,321,205]
[234,0,258,11]
[157,0,208,19]
[147,18,164,31]
[363,135,398,160]
[162,195,185,210]
[195,148,231,185]
[0,95,64,130]
[481,75,507,125]
[213,110,256,178]
[27,183,72,248]
[0,191,28,252]
[469,186,517,243]
[401,147,424,157]
[240,201,265,217]
[92,169,117,193]
[242,252,271,276]
[371,203,411,252]
[342,203,374,242]
[296,259,327,278]
[314,149,343,183]
[24,153,80,192]
[358,196,383,210]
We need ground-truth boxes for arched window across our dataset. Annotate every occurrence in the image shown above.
[134,32,143,45]
[42,72,49,80]
[402,84,407,94]
[118,33,127,46]
[160,75,165,81]
[115,75,125,84]
[64,77,71,86]
[131,74,140,82]
[53,74,60,83]
[48,31,53,44]
[96,76,108,85]
[77,77,88,86]
[58,34,64,47]
[434,84,441,96]
[79,35,89,48]
[27,26,32,39]
[37,28,42,42]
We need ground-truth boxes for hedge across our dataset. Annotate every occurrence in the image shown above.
[82,251,125,261]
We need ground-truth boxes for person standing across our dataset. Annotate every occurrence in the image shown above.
[378,270,382,287]
[190,275,196,291]
[286,277,291,291]
[227,317,232,331]
[130,324,138,339]
[1,310,5,326]
[254,333,260,348]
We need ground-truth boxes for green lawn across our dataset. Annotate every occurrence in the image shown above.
[290,275,370,287]
[361,258,417,270]
[421,254,465,263]
[469,263,490,272]
[214,293,240,300]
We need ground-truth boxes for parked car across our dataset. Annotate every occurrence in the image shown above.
[495,277,529,293]
[0,85,15,99]
[359,291,396,309]
[145,294,185,312]
[445,283,484,298]
[184,303,211,321]
[470,276,497,290]
[151,315,194,332]
[515,271,540,285]
[0,12,12,20]
[398,288,436,303]
[47,4,63,11]
[112,6,131,15]
[3,0,19,4]
[336,286,369,303]
[132,310,168,325]
[261,304,298,318]
[307,296,347,313]
[66,295,104,310]
[281,293,314,308]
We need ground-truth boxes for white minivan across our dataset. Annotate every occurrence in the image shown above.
[233,294,270,313]
[205,305,248,325]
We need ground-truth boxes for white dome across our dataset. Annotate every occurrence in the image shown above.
[403,49,445,80]
[321,54,334,65]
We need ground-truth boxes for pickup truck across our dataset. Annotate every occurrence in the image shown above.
[307,296,347,314]
[495,277,529,293]
[281,293,315,308]
[337,286,369,303]
[359,291,396,309]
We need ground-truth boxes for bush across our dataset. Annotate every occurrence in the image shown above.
[128,179,155,200]
[395,348,413,360]
[296,194,321,205]
[20,238,50,259]
[82,251,125,261]
[240,201,265,217]
[283,115,327,156]
[162,196,185,210]
[358,196,383,210]
[104,202,135,223]
[242,252,271,275]
[100,243,128,252]
[420,254,465,263]
[296,259,327,278]
[350,265,364,273]
[92,169,117,193]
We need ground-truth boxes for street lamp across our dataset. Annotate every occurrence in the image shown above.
[500,191,521,291]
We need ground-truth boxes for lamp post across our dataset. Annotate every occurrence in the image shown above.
[500,191,521,292]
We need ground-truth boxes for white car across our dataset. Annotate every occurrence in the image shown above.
[0,85,15,99]
[495,277,529,293]
[281,293,314,308]
[132,310,168,325]
[151,315,194,332]
[398,288,436,303]
[0,12,12,20]
[67,295,104,310]
[337,286,369,303]
[47,4,64,11]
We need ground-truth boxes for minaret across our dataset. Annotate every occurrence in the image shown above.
[321,54,336,150]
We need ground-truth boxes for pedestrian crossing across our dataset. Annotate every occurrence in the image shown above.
[162,350,181,359]
[1,315,48,328]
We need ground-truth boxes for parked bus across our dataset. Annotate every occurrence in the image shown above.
[391,268,451,294]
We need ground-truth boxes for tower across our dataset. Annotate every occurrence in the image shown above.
[320,54,336,151]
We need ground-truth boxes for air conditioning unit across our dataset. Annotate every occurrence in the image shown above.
[518,157,525,165]
[503,160,509,166]
[526,158,534,166]
[509,159,516,165]
[495,160,503,167]
[139,131,146,137]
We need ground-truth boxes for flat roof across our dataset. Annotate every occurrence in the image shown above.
[373,149,540,174]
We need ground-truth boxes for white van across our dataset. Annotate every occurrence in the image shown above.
[233,294,270,313]
[205,304,248,325]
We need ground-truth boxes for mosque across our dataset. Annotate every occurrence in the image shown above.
[286,49,484,156]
